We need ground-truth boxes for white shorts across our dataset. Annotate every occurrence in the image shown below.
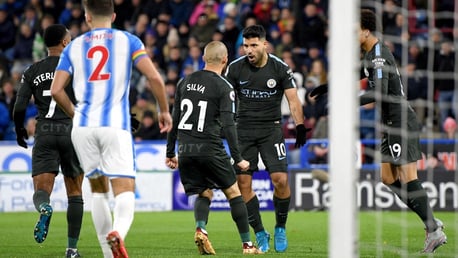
[71,127,136,178]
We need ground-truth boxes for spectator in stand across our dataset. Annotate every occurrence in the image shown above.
[189,0,219,27]
[0,78,17,118]
[133,110,165,141]
[168,0,193,28]
[382,0,400,33]
[32,13,55,62]
[306,59,328,86]
[42,0,65,23]
[252,0,273,29]
[0,6,17,59]
[131,93,158,124]
[277,7,295,34]
[190,13,218,49]
[0,100,10,140]
[442,117,457,139]
[19,4,40,34]
[112,0,134,30]
[182,45,204,77]
[292,2,327,52]
[221,15,240,61]
[275,31,294,57]
[433,40,455,132]
[11,22,35,82]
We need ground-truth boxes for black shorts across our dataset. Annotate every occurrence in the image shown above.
[32,134,83,178]
[236,124,288,174]
[380,117,422,165]
[178,155,236,196]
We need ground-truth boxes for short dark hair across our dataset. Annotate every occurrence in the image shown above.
[242,25,266,40]
[43,24,68,48]
[360,9,377,32]
[83,0,114,17]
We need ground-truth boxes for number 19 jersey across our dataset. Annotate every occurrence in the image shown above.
[56,28,149,131]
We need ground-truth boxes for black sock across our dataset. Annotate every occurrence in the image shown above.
[33,189,50,212]
[406,180,436,232]
[246,195,264,233]
[67,196,83,248]
[273,196,290,228]
[194,197,211,226]
[388,180,407,202]
[229,196,250,242]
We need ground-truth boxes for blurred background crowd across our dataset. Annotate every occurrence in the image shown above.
[0,0,456,143]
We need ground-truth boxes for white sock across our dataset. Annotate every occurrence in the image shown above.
[91,193,113,258]
[113,191,135,240]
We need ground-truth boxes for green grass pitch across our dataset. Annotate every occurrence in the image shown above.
[0,211,455,257]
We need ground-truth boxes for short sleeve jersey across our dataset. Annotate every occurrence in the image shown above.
[173,70,236,156]
[225,54,296,127]
[55,28,149,131]
[16,56,75,135]
[362,41,417,126]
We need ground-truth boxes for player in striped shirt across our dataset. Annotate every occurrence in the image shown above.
[51,1,172,257]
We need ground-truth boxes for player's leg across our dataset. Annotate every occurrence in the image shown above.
[89,176,113,258]
[99,128,136,258]
[72,127,113,257]
[194,189,216,255]
[223,183,262,254]
[32,172,55,243]
[60,135,85,257]
[260,126,289,252]
[31,135,59,243]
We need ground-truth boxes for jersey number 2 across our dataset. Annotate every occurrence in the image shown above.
[87,46,110,81]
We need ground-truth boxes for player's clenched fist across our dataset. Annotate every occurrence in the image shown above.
[237,160,250,172]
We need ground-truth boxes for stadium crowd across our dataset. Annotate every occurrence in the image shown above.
[0,0,456,142]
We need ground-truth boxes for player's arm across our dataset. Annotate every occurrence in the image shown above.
[50,70,74,117]
[165,84,181,169]
[285,87,310,148]
[136,57,172,133]
[13,73,33,148]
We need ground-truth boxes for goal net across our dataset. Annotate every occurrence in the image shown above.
[328,0,457,257]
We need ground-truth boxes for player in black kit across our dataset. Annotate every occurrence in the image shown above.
[225,25,307,253]
[359,9,447,253]
[166,41,262,255]
[12,24,84,258]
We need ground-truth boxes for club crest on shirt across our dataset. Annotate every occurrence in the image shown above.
[266,79,276,88]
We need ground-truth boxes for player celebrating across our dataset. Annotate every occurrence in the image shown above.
[50,0,172,257]
[13,24,84,258]
[359,9,446,253]
[225,24,308,253]
[166,41,262,255]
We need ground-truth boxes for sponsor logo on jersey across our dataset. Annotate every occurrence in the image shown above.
[240,89,277,99]
[372,57,386,69]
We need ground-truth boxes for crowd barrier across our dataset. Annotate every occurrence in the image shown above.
[0,139,456,212]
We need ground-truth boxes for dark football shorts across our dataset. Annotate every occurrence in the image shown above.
[380,117,422,165]
[178,155,236,196]
[235,124,288,175]
[32,134,83,178]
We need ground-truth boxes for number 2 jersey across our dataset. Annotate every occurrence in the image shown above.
[56,28,148,131]
[16,56,76,136]
[166,70,243,163]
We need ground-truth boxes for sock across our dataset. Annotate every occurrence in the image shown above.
[246,195,264,233]
[406,180,437,232]
[33,190,50,212]
[194,197,210,230]
[273,195,290,228]
[387,180,407,202]
[113,191,135,240]
[67,195,83,249]
[229,196,251,243]
[91,192,113,258]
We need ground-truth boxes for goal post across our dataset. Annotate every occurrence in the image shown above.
[328,0,360,257]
